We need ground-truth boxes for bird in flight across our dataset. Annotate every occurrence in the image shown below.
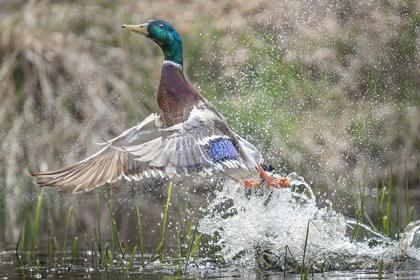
[29,20,290,194]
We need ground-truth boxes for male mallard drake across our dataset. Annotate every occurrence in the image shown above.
[29,20,289,193]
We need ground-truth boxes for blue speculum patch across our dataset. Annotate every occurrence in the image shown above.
[205,138,240,163]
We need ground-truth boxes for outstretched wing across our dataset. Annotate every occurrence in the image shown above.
[30,106,262,193]
[111,106,257,178]
[29,114,162,193]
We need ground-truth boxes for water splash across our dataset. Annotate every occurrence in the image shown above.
[200,176,420,272]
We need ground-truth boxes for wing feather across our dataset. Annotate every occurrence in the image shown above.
[30,106,262,193]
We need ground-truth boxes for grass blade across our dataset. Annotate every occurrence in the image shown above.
[63,206,73,252]
[409,207,414,224]
[300,220,310,279]
[107,201,125,260]
[177,228,182,258]
[158,181,173,262]
[103,242,110,269]
[92,226,101,260]
[321,258,328,273]
[405,160,411,224]
[351,212,363,242]
[378,259,383,280]
[383,216,389,236]
[31,188,44,254]
[304,265,312,280]
[184,219,199,274]
[396,188,401,239]
[379,182,386,231]
[360,163,368,223]
[126,246,137,273]
[48,220,52,265]
[20,221,26,254]
[283,246,288,278]
[386,167,392,236]
[72,237,78,267]
[135,194,144,260]
[95,189,102,255]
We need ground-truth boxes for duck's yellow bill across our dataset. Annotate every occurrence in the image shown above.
[122,23,149,36]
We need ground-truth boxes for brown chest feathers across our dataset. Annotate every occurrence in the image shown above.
[157,62,205,127]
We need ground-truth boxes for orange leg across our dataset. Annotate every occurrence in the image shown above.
[257,165,290,188]
[243,180,261,188]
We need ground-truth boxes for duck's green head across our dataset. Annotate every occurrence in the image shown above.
[123,20,183,66]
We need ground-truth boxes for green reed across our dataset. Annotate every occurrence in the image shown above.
[126,245,137,273]
[20,219,26,254]
[405,160,411,224]
[95,189,102,255]
[396,188,401,239]
[321,258,328,273]
[158,181,173,262]
[376,181,386,231]
[0,175,5,241]
[30,188,44,254]
[73,237,78,267]
[184,219,199,274]
[135,193,144,260]
[360,163,368,223]
[103,242,111,269]
[300,220,311,278]
[48,220,52,265]
[107,201,125,260]
[378,259,383,280]
[385,167,393,236]
[35,259,40,274]
[303,265,312,280]
[63,206,73,252]
[71,211,89,254]
[176,193,190,258]
[283,245,297,277]
[351,164,370,242]
[92,226,102,260]
[91,240,95,268]
[300,220,320,279]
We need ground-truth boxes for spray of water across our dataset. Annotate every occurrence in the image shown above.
[199,175,420,272]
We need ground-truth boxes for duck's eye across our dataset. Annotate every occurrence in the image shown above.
[158,24,164,28]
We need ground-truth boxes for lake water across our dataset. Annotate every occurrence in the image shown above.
[1,179,419,279]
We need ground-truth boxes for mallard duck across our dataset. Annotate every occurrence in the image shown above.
[29,20,290,193]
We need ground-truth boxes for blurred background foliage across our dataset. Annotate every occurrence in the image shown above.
[0,0,420,237]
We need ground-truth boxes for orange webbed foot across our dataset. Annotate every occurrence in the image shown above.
[257,165,290,189]
[243,180,261,188]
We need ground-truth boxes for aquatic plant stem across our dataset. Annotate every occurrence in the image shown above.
[135,193,144,260]
[284,245,288,277]
[396,188,401,239]
[386,168,393,237]
[378,259,383,280]
[103,242,111,269]
[92,227,101,259]
[158,181,173,262]
[72,237,78,267]
[63,206,73,252]
[184,219,199,274]
[405,160,411,224]
[300,220,310,279]
[48,220,52,265]
[20,220,26,254]
[360,163,368,223]
[95,189,102,255]
[378,181,386,231]
[107,201,125,260]
[126,246,137,273]
[30,188,44,254]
